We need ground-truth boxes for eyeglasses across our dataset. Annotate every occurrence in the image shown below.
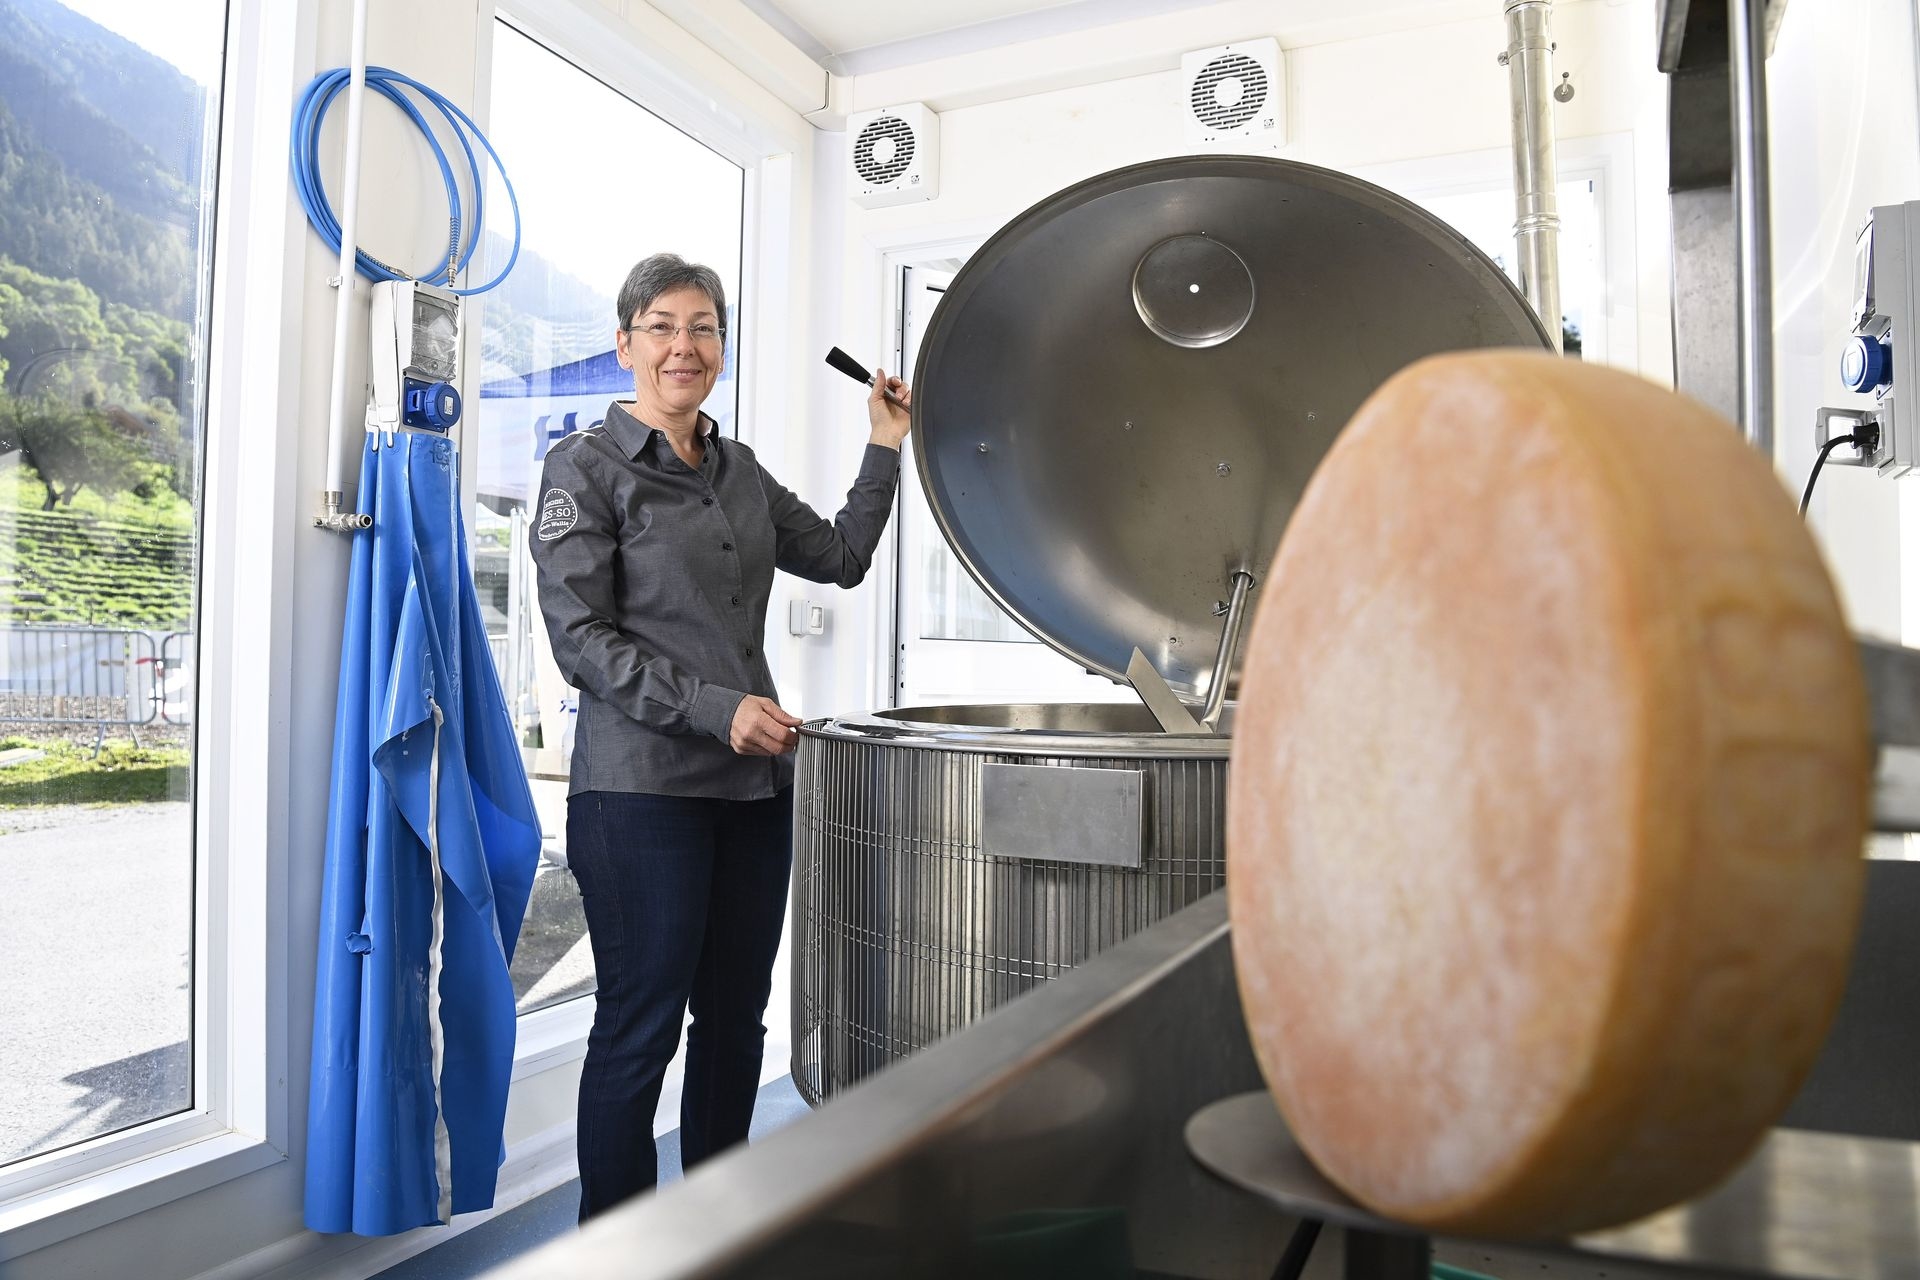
[626,321,726,344]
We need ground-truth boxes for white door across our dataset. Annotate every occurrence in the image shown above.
[892,264,1136,708]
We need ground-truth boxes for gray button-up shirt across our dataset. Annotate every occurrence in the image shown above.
[529,401,899,799]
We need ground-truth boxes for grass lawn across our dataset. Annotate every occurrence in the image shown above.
[0,736,188,806]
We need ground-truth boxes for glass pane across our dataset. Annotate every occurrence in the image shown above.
[0,0,219,1166]
[476,22,745,1015]
[917,540,1036,642]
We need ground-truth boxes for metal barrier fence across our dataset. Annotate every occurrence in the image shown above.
[0,626,194,743]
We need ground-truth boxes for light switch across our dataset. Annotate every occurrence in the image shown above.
[788,599,826,636]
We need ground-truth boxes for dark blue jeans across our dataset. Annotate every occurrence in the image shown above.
[566,787,793,1221]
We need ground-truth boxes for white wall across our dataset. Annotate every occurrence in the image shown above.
[4,0,815,1277]
[791,0,1674,719]
[775,124,860,720]
[1769,0,1920,644]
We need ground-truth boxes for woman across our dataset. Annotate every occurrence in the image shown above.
[529,253,909,1220]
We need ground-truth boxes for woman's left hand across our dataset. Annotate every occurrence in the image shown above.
[868,368,911,450]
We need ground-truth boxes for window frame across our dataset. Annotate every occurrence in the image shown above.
[0,0,301,1257]
[0,0,805,1255]
[469,0,788,507]
[859,222,1005,710]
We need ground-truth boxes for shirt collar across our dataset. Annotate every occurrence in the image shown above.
[604,401,719,467]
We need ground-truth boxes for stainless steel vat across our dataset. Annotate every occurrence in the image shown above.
[793,704,1233,1104]
[794,154,1554,1102]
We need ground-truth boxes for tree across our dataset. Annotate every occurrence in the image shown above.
[0,261,113,393]
[0,262,192,503]
[1562,317,1583,359]
[0,390,156,510]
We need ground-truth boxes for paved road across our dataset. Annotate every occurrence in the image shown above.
[0,803,193,1165]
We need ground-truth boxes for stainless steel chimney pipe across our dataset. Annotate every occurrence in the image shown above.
[1728,0,1776,455]
[1503,0,1563,353]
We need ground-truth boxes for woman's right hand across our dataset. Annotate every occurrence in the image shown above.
[867,367,911,450]
[729,694,803,756]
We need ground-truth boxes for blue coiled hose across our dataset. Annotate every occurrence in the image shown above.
[291,66,521,295]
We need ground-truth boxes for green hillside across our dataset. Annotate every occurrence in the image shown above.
[0,467,192,628]
[0,0,201,320]
[5,0,207,191]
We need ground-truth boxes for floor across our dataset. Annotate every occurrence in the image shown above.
[372,1074,812,1279]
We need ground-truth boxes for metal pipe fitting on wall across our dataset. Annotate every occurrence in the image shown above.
[319,0,371,523]
[1502,0,1563,354]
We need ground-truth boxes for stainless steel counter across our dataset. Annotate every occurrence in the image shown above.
[481,875,1920,1280]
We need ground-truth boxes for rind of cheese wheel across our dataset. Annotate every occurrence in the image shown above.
[1227,350,1869,1239]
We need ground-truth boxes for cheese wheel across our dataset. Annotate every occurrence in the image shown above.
[1226,351,1869,1238]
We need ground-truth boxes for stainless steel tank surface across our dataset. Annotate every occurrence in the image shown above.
[912,154,1553,698]
[794,156,1552,1103]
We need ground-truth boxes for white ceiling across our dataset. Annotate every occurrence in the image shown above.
[739,0,1512,77]
[740,0,1237,75]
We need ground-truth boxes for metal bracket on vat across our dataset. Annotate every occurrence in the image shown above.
[1127,647,1204,735]
[981,762,1145,868]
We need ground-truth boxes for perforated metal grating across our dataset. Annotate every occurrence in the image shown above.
[791,732,1228,1104]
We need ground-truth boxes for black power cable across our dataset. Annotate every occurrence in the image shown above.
[1800,433,1859,517]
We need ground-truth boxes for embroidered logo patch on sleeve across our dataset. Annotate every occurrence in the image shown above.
[538,487,578,540]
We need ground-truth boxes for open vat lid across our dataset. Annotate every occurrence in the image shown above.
[910,155,1553,700]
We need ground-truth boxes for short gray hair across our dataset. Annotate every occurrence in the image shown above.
[616,253,728,332]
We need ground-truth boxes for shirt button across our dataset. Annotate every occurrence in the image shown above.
[722,541,733,551]
[742,644,753,657]
[731,594,741,605]
[702,496,714,506]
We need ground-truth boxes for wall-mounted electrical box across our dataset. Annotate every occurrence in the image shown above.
[1818,202,1920,477]
[367,279,462,435]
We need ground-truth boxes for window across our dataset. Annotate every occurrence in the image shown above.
[473,21,745,1014]
[1411,177,1604,358]
[0,0,220,1168]
[1351,140,1629,367]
